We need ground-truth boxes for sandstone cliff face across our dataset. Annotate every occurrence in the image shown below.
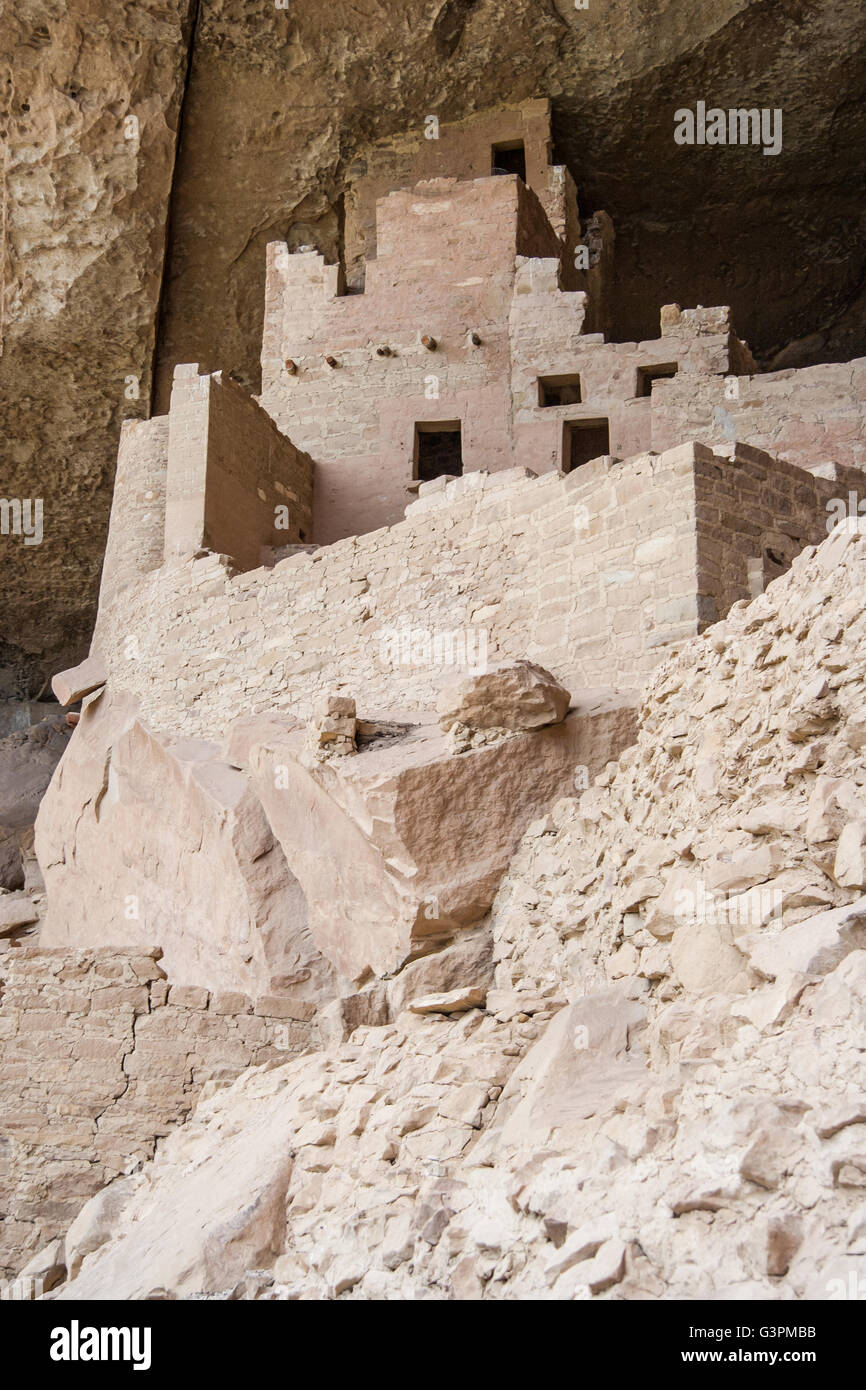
[39,519,866,1300]
[0,709,69,892]
[0,0,192,693]
[3,0,866,693]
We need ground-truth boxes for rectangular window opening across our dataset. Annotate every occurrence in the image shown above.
[414,422,464,483]
[636,363,678,397]
[538,373,582,408]
[491,141,526,183]
[563,419,610,474]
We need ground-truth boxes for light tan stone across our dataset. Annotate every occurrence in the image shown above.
[437,661,571,733]
[248,705,628,984]
[35,692,336,1006]
[0,893,39,935]
[834,820,866,889]
[51,654,107,707]
[408,987,487,1014]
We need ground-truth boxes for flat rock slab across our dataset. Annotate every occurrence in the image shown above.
[408,986,487,1014]
[51,654,107,707]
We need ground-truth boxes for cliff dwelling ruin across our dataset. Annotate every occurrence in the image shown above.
[3,1,866,1332]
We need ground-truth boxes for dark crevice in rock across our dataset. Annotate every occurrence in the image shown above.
[148,0,203,420]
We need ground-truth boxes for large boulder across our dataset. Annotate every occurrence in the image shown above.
[437,661,571,733]
[245,691,635,986]
[35,690,335,1005]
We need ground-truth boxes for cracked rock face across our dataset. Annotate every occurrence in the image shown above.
[35,689,336,1003]
[3,0,866,693]
[0,0,191,695]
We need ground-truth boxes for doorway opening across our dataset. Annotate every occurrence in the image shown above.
[563,419,610,473]
[414,422,464,482]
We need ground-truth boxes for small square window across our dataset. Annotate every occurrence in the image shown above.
[538,374,582,408]
[636,363,678,397]
[491,141,526,182]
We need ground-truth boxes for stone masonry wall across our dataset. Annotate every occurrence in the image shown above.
[92,450,697,740]
[652,357,866,474]
[692,441,855,620]
[201,369,315,564]
[342,99,567,288]
[0,947,312,1279]
[164,367,314,571]
[510,303,742,476]
[260,175,563,544]
[97,416,169,614]
[91,441,866,743]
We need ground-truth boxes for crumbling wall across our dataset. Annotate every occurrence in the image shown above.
[202,369,315,563]
[0,947,312,1279]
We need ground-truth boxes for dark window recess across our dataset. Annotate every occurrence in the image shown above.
[335,266,365,298]
[538,373,582,407]
[491,141,526,182]
[636,363,678,397]
[563,419,610,473]
[415,423,463,483]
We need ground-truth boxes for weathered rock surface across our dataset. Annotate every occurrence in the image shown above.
[39,515,866,1301]
[17,1239,67,1295]
[437,661,570,733]
[246,698,629,983]
[0,709,70,892]
[0,1,192,693]
[35,690,336,1004]
[0,892,39,935]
